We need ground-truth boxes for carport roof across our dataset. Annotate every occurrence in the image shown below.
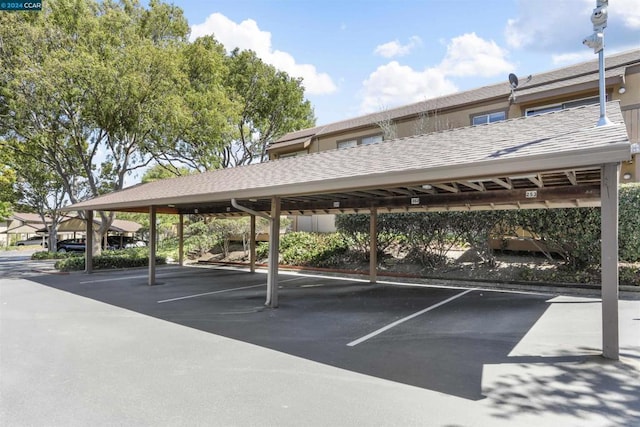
[64,102,631,216]
[39,218,142,233]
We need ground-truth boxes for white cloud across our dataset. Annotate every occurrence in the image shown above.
[438,33,514,77]
[359,61,458,114]
[374,36,422,58]
[190,13,337,95]
[505,0,593,50]
[613,0,640,29]
[359,33,514,114]
[505,0,639,52]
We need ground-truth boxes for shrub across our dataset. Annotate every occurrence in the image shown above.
[54,248,166,272]
[619,183,640,262]
[255,241,269,260]
[513,208,601,269]
[335,214,399,256]
[620,265,640,287]
[279,232,348,266]
[31,251,75,260]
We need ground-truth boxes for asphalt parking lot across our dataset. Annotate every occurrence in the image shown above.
[2,254,640,426]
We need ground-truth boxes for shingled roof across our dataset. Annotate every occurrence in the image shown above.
[270,49,640,148]
[65,102,630,215]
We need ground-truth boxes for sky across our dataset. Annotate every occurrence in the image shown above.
[173,0,639,126]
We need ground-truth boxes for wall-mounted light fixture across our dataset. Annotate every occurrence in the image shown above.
[623,172,632,180]
[618,74,626,94]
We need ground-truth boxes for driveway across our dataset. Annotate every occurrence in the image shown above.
[1,257,639,426]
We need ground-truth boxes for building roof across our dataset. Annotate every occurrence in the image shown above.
[43,218,142,233]
[8,212,50,224]
[270,49,640,149]
[64,102,630,215]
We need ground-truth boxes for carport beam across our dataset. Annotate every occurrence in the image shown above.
[601,163,619,360]
[266,196,280,308]
[370,208,377,283]
[85,210,93,274]
[149,206,157,286]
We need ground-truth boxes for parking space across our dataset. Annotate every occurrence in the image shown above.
[4,261,640,426]
[33,265,567,400]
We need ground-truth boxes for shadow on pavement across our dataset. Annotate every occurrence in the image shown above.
[26,265,638,412]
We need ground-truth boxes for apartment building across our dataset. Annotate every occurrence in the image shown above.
[269,49,640,231]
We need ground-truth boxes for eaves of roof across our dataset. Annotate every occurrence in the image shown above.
[64,102,630,214]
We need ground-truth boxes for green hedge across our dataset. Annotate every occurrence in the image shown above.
[280,232,348,267]
[335,183,640,270]
[255,233,348,267]
[619,183,640,262]
[31,251,76,260]
[54,248,166,272]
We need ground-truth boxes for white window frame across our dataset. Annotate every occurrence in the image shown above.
[525,96,601,117]
[472,111,506,126]
[337,134,383,149]
[337,140,357,149]
[361,135,383,145]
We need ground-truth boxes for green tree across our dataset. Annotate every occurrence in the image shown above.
[223,49,315,166]
[153,36,238,171]
[0,0,191,253]
[141,163,193,183]
[0,151,18,220]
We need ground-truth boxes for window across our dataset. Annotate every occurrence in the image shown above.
[337,140,357,149]
[361,135,383,145]
[337,134,383,149]
[525,96,600,117]
[472,111,506,126]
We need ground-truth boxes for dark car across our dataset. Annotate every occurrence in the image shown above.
[56,239,86,253]
[15,236,48,248]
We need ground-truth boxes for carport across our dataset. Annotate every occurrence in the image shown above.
[64,102,631,359]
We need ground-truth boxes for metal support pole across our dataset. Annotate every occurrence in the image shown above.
[149,206,157,286]
[85,210,93,274]
[178,213,184,267]
[265,197,280,308]
[597,49,611,126]
[369,208,378,284]
[250,215,256,273]
[601,163,619,360]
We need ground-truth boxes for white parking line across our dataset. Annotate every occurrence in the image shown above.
[157,283,266,303]
[347,288,477,347]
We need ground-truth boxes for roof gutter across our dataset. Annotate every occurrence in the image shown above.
[231,198,271,220]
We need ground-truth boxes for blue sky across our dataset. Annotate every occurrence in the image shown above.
[172,0,639,126]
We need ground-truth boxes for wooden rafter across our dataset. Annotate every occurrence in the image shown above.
[491,178,513,190]
[432,183,459,193]
[459,181,485,191]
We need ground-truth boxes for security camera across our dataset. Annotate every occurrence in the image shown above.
[583,32,603,53]
[591,4,608,31]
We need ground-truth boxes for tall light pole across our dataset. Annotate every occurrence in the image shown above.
[583,0,611,126]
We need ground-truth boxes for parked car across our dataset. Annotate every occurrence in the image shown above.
[57,238,122,252]
[56,239,86,253]
[15,236,48,248]
[107,236,147,249]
